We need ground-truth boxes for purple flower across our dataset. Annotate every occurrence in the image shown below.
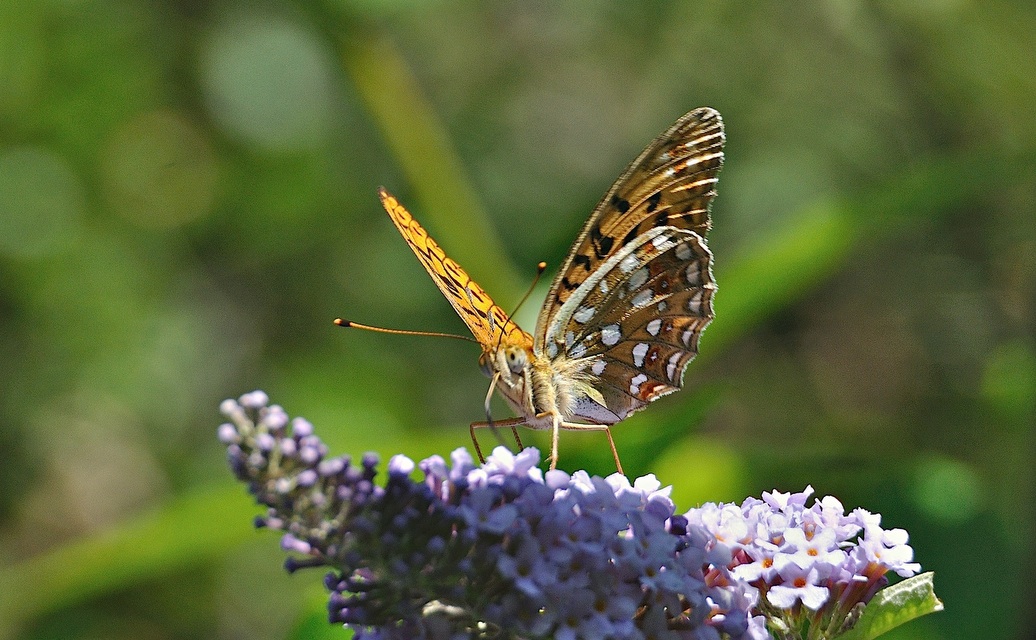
[219,391,924,640]
[781,527,846,571]
[685,485,923,638]
[766,558,829,610]
[855,524,922,578]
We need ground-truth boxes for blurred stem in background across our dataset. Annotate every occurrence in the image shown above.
[338,23,525,301]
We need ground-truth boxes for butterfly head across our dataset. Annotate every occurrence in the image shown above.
[478,345,529,378]
[477,343,536,421]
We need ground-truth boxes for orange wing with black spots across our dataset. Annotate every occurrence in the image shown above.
[378,188,533,351]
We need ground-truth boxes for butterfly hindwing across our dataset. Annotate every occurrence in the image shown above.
[379,188,532,351]
[547,227,716,421]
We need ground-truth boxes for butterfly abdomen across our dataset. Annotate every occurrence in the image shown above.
[527,357,565,418]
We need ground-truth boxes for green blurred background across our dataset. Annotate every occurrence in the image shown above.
[1,1,1033,638]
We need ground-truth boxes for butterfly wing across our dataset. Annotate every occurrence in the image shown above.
[557,227,716,421]
[535,108,724,421]
[379,188,533,350]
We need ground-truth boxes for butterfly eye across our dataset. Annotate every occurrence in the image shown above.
[478,352,494,378]
[505,349,526,374]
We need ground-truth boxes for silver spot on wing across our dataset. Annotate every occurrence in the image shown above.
[629,373,648,395]
[573,306,595,324]
[666,352,681,381]
[632,343,649,367]
[630,289,653,308]
[627,268,648,291]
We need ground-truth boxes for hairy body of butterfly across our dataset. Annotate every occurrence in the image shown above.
[368,107,725,473]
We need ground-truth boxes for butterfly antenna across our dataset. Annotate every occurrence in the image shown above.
[335,319,480,344]
[509,261,548,319]
[495,261,548,351]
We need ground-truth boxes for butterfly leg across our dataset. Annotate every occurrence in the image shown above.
[529,410,564,470]
[550,413,560,471]
[482,372,524,453]
[470,417,527,463]
[558,421,625,475]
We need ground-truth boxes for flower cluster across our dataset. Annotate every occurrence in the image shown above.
[689,488,921,638]
[219,392,922,640]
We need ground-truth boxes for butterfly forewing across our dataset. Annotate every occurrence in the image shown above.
[378,188,532,351]
[536,108,724,422]
[535,107,724,336]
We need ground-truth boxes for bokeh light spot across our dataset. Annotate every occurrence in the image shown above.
[100,110,218,229]
[981,341,1036,422]
[656,435,749,506]
[911,456,981,524]
[0,146,84,258]
[199,11,335,151]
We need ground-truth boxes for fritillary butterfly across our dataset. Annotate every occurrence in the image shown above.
[354,107,724,473]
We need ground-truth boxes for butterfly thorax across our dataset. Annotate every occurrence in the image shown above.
[479,346,602,429]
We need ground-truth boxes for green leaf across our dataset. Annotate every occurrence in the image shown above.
[838,572,943,640]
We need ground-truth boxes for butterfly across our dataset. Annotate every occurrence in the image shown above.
[344,107,724,473]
